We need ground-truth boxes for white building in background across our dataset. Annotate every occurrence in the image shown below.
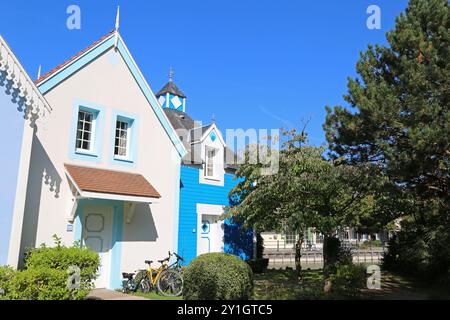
[262,228,386,251]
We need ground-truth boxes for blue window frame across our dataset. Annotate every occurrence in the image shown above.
[110,111,138,166]
[69,101,104,162]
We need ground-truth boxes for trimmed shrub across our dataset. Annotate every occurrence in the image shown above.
[25,239,100,286]
[330,264,366,297]
[0,266,15,300]
[184,253,253,300]
[5,267,90,300]
[1,236,100,300]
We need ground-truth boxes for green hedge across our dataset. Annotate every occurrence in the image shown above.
[0,236,100,300]
[183,253,253,300]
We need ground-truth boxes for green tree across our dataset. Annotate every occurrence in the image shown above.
[324,0,449,223]
[227,130,377,284]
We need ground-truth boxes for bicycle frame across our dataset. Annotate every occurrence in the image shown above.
[144,263,167,286]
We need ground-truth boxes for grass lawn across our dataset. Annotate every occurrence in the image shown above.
[122,267,449,300]
[254,267,450,300]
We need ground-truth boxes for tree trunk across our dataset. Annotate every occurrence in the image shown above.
[322,234,339,293]
[295,233,304,283]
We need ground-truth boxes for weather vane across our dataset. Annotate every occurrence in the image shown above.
[169,66,174,82]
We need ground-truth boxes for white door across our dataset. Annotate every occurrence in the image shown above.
[199,214,224,255]
[82,205,113,288]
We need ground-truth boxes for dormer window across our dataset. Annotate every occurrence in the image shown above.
[205,146,217,178]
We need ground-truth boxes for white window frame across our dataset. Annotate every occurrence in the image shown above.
[75,109,96,154]
[204,146,217,179]
[114,118,132,161]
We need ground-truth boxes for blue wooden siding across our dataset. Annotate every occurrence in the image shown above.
[178,166,253,264]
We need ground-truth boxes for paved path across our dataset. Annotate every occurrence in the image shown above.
[87,289,149,300]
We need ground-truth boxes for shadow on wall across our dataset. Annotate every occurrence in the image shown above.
[224,219,254,261]
[0,71,37,128]
[123,203,158,242]
[18,136,61,267]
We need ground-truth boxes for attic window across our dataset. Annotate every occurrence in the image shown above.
[205,146,217,178]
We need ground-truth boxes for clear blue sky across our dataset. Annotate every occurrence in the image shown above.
[0,1,408,264]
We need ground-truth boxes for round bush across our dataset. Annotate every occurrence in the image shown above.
[183,253,253,300]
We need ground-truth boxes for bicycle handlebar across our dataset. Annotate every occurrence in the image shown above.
[169,251,185,262]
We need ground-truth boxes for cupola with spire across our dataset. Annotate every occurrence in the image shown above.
[156,67,186,112]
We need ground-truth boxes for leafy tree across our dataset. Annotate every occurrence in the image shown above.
[324,0,449,223]
[227,130,378,283]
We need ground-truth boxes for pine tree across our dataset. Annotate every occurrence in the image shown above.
[324,0,449,221]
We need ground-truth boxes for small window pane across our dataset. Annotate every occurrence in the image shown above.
[114,120,130,158]
[76,110,94,151]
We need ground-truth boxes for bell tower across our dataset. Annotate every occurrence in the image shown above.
[155,67,186,112]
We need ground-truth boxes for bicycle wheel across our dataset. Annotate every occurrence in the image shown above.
[139,277,151,293]
[156,270,183,297]
[122,279,132,294]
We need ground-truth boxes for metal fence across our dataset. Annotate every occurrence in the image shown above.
[263,244,387,269]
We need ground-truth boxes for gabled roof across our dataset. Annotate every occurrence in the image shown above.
[35,30,115,85]
[156,81,186,98]
[163,108,239,170]
[65,164,161,199]
[34,31,187,158]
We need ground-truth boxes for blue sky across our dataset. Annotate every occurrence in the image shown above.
[0,1,409,264]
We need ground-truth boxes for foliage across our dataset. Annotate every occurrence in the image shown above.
[324,0,449,237]
[0,235,99,300]
[25,235,100,286]
[183,253,253,300]
[357,240,382,248]
[324,0,449,207]
[227,129,379,277]
[383,220,450,278]
[0,266,15,300]
[330,264,366,297]
[323,237,354,276]
[256,232,264,259]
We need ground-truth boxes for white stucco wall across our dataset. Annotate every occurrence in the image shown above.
[0,75,25,265]
[19,46,181,274]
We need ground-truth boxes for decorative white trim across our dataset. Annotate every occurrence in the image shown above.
[78,191,158,203]
[196,203,224,256]
[0,35,52,124]
[196,203,224,216]
[201,124,226,147]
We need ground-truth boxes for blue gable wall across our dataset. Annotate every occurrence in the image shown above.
[178,166,253,264]
[0,71,26,265]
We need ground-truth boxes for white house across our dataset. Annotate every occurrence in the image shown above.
[0,35,51,266]
[6,29,187,289]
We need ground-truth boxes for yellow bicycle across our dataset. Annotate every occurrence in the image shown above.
[122,253,184,297]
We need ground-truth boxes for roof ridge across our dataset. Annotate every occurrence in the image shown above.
[35,29,116,85]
